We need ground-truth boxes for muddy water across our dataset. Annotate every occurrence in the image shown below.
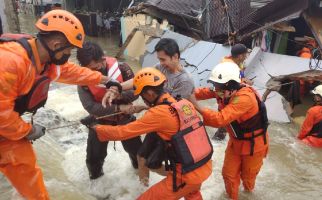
[1,13,322,200]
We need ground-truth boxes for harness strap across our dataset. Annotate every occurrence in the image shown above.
[164,143,186,192]
[170,158,186,192]
[234,130,266,156]
[250,132,255,156]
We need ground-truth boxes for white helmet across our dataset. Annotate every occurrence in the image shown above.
[208,62,241,84]
[312,85,322,96]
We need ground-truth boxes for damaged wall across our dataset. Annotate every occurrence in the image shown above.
[121,14,169,59]
[245,47,321,122]
[0,0,20,33]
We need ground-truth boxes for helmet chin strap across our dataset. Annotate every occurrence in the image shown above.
[37,33,71,60]
[142,92,164,107]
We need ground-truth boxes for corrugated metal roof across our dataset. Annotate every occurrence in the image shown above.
[250,0,274,9]
[143,0,252,40]
[239,0,309,40]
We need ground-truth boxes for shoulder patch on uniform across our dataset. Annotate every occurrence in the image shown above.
[231,96,239,104]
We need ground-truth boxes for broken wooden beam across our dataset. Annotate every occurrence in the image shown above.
[115,25,164,58]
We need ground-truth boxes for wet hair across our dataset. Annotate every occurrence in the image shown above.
[231,43,247,58]
[76,41,104,66]
[141,82,165,96]
[214,80,241,91]
[155,38,180,58]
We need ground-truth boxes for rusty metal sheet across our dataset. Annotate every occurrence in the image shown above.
[303,11,322,49]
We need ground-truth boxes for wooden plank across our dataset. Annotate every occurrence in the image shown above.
[115,27,138,59]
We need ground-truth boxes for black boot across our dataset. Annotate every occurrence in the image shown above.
[128,153,138,169]
[86,160,104,180]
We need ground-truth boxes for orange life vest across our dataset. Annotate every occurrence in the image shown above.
[229,86,269,155]
[0,33,51,115]
[163,98,213,191]
[88,57,123,102]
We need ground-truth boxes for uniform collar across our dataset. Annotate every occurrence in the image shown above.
[156,93,176,105]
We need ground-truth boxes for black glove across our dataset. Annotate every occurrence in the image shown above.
[80,115,97,128]
[26,124,46,141]
[105,79,122,93]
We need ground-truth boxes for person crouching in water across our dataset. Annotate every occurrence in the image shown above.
[193,62,269,199]
[297,84,322,147]
[76,41,143,196]
[93,67,213,199]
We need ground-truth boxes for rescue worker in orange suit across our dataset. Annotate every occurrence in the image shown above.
[297,39,317,59]
[94,67,212,200]
[76,41,143,194]
[193,62,269,200]
[297,84,322,147]
[212,43,254,141]
[101,38,196,187]
[296,39,317,97]
[222,43,253,85]
[0,10,110,200]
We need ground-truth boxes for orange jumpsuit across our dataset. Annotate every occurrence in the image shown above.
[0,39,102,199]
[196,87,269,200]
[297,48,312,96]
[95,93,212,200]
[297,105,322,147]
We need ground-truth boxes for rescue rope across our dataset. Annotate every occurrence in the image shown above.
[95,111,123,119]
[254,81,295,91]
[46,112,124,130]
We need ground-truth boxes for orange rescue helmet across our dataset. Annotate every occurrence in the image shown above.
[35,10,85,48]
[133,67,166,95]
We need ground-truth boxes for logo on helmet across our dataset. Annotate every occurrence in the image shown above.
[218,74,222,79]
